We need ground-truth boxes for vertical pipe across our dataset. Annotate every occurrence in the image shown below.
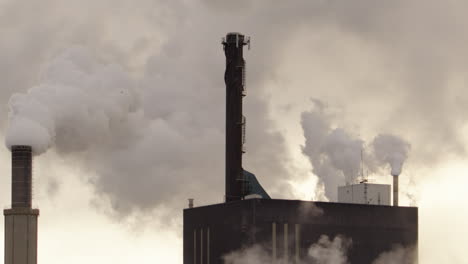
[295,224,300,263]
[393,174,399,206]
[284,223,289,263]
[223,33,247,202]
[200,228,203,264]
[194,230,197,264]
[11,145,32,208]
[272,222,277,263]
[207,228,210,264]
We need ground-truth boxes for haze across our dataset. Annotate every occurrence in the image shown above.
[0,0,467,263]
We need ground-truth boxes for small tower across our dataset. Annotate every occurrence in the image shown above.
[4,145,39,264]
[393,173,399,206]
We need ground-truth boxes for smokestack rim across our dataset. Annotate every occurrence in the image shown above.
[11,145,33,152]
[224,32,245,44]
[226,32,243,36]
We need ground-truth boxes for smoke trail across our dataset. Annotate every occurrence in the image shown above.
[307,235,351,264]
[301,103,365,200]
[223,245,271,264]
[372,245,417,264]
[223,234,351,264]
[3,44,291,216]
[5,47,139,155]
[301,101,410,201]
[372,134,410,176]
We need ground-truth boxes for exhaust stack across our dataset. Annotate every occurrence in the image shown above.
[222,32,249,202]
[11,145,33,208]
[4,145,39,264]
[393,174,399,206]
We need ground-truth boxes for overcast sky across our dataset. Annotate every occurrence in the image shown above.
[0,0,467,263]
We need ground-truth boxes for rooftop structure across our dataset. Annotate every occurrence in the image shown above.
[338,182,391,206]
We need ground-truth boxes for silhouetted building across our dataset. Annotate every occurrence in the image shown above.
[182,33,418,264]
[184,199,417,264]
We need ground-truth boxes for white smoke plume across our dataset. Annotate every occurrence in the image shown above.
[307,235,351,264]
[372,245,417,264]
[372,134,411,176]
[301,103,364,200]
[5,47,138,155]
[301,101,410,201]
[3,43,291,216]
[223,245,271,264]
[223,234,351,264]
[223,235,417,264]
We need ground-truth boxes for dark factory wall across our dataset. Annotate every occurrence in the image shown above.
[183,199,418,264]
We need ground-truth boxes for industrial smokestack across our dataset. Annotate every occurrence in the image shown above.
[393,174,399,206]
[4,145,39,264]
[11,145,33,208]
[222,32,249,202]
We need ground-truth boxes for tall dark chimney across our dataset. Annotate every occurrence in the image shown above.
[11,145,32,208]
[222,32,249,202]
[5,145,39,264]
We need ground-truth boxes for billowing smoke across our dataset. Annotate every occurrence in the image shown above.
[3,43,290,216]
[5,102,54,154]
[372,245,417,264]
[301,104,364,200]
[223,236,414,264]
[223,245,271,264]
[307,235,351,264]
[223,234,351,264]
[372,134,410,176]
[5,47,139,155]
[301,101,410,201]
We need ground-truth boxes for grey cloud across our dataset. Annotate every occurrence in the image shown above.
[222,234,351,264]
[301,100,410,201]
[2,0,468,222]
[1,0,292,218]
[372,245,417,264]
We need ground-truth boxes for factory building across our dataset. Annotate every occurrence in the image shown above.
[184,200,417,264]
[183,32,418,264]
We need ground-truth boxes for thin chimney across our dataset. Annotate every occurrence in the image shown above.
[393,173,399,206]
[11,145,33,208]
[4,145,39,264]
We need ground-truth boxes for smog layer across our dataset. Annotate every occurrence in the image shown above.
[0,0,467,263]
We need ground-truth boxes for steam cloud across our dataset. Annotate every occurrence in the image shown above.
[3,43,290,216]
[307,235,351,264]
[301,101,410,201]
[372,134,410,176]
[5,47,138,155]
[223,234,351,264]
[223,234,416,264]
[301,104,364,200]
[372,245,417,264]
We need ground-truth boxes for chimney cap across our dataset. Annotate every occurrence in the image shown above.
[11,145,32,151]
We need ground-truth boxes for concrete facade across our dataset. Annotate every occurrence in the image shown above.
[4,208,39,264]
